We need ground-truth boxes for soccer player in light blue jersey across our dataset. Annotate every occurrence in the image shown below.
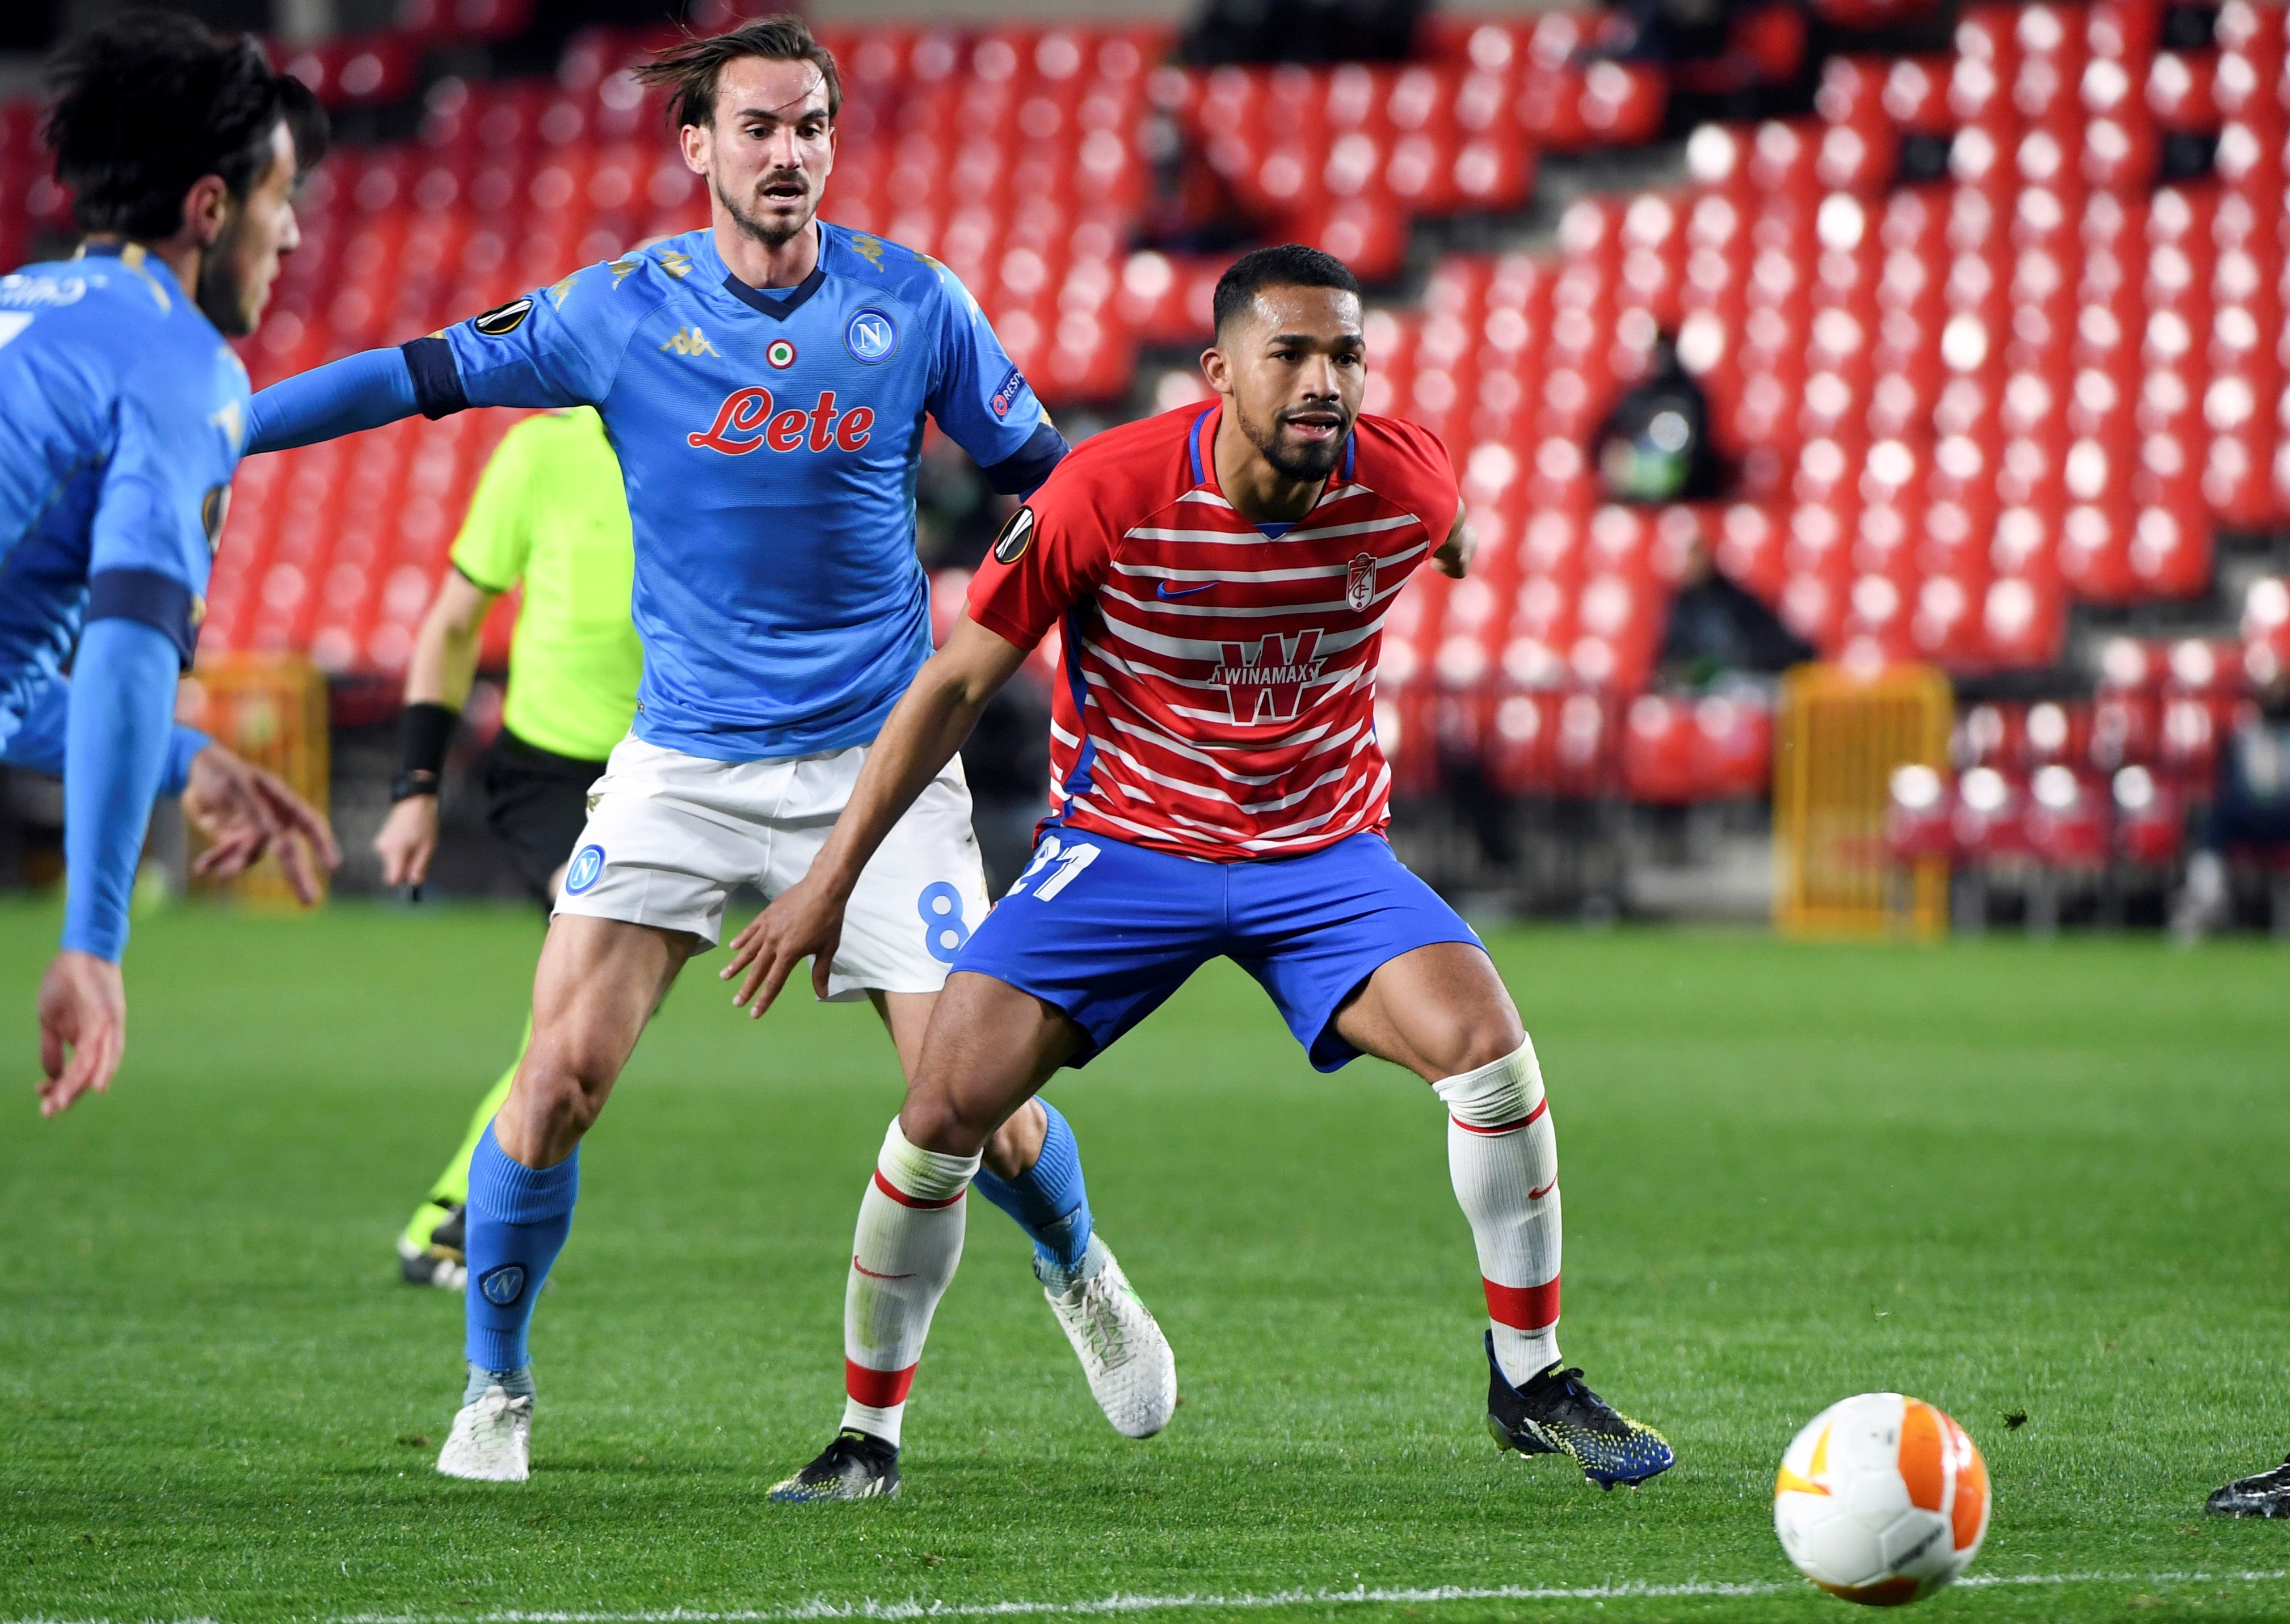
[246,16,1173,1482]
[3,16,340,1120]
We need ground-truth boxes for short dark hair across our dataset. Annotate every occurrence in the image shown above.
[1212,244,1362,336]
[44,11,328,242]
[633,15,843,133]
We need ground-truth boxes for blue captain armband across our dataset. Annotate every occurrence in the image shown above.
[980,422,1070,497]
[401,335,469,419]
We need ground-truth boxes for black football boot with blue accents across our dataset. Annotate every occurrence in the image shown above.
[1484,1333,1676,1488]
[769,1429,900,1502]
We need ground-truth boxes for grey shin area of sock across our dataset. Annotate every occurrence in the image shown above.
[1033,1232,1108,1296]
[464,1362,535,1405]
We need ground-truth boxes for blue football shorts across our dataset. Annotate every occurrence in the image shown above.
[951,826,1484,1072]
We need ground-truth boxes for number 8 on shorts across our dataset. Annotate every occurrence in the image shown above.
[918,881,971,964]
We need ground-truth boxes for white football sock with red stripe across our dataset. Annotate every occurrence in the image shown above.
[840,1119,980,1449]
[1434,1039,1561,1386]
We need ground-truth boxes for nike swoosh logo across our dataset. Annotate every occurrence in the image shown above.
[1528,1179,1557,1200]
[852,1256,916,1281]
[1156,580,1215,599]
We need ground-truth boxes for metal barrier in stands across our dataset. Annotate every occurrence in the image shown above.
[177,654,332,906]
[1774,661,1951,938]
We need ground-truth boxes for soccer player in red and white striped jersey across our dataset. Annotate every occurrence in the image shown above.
[734,246,1674,1500]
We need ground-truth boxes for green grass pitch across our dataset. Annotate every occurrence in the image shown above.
[3,897,2288,1623]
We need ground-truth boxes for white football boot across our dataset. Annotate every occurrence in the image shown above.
[1042,1235,1176,1439]
[436,1383,532,1482]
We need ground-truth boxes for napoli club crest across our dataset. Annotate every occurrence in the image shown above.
[1346,552,1376,612]
[565,843,605,894]
[478,1264,527,1306]
[844,306,899,364]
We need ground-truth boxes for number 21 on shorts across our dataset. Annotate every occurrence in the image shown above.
[1009,834,1100,901]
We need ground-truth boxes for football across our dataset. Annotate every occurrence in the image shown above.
[1773,1393,1991,1606]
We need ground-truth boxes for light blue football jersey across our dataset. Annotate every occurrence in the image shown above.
[0,243,246,744]
[399,223,1063,761]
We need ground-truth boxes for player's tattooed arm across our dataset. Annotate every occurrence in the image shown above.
[722,614,1031,1018]
[1433,510,1476,579]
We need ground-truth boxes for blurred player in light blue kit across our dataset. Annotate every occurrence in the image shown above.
[2,14,340,1119]
[245,16,1173,1482]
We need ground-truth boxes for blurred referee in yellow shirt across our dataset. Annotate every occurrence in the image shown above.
[376,406,639,1286]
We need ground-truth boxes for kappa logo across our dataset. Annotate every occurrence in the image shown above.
[478,1264,527,1307]
[1210,628,1329,724]
[988,364,1028,417]
[607,256,643,287]
[473,297,532,336]
[655,249,693,279]
[847,234,886,269]
[844,306,899,364]
[659,325,721,357]
[548,273,577,309]
[1346,551,1376,611]
[688,387,873,455]
[564,843,605,894]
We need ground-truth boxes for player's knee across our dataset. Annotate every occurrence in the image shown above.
[517,1037,616,1130]
[899,1085,994,1159]
[1433,1005,1529,1078]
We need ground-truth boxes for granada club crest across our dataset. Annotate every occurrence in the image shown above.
[1346,552,1376,611]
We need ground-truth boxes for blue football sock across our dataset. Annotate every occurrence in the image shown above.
[971,1099,1093,1272]
[463,1124,579,1374]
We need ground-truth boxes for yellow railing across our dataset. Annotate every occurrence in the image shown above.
[177,653,331,905]
[1773,662,1952,938]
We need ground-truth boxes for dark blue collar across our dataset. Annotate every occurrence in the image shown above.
[721,264,827,321]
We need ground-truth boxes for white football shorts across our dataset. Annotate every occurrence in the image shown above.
[552,733,991,1000]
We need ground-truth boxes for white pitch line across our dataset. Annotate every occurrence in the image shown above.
[10,1572,2288,1624]
[315,1568,2290,1624]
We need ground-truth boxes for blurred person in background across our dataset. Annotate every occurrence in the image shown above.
[1655,537,1812,690]
[1592,334,1806,689]
[2171,663,2290,945]
[4,12,339,1119]
[376,406,642,1289]
[1593,332,1723,506]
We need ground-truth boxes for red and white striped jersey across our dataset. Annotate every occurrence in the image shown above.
[966,404,1462,861]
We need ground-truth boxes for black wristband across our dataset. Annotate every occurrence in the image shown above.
[390,770,441,803]
[399,700,460,779]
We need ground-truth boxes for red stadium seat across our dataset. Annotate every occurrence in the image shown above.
[2025,763,2111,867]
[2111,762,2185,864]
[1887,762,1957,859]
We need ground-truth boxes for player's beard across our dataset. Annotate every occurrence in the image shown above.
[194,206,269,338]
[1238,398,1352,483]
[717,168,817,250]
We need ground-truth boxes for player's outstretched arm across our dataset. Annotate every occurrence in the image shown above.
[246,347,423,454]
[723,614,1030,1016]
